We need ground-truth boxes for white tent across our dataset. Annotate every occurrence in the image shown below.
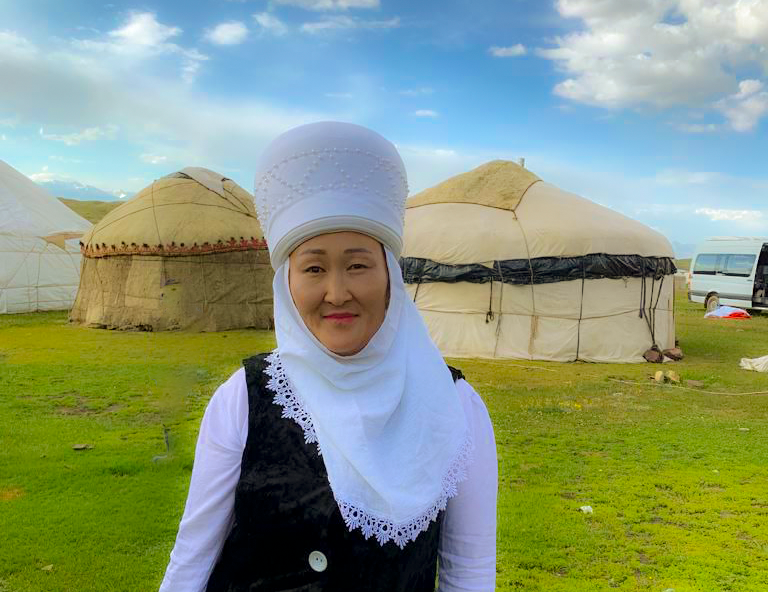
[402,161,676,363]
[0,160,91,314]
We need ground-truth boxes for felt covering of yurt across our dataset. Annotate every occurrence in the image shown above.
[401,161,676,362]
[0,160,91,314]
[70,168,273,331]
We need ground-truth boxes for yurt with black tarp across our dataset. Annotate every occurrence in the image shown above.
[70,167,273,331]
[401,160,676,362]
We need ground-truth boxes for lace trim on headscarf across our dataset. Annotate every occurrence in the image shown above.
[264,349,473,548]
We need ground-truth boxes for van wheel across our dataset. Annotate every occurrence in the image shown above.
[705,293,720,312]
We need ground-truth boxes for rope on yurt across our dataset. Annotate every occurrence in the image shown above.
[149,181,163,248]
[493,260,506,358]
[515,221,538,358]
[649,263,666,345]
[639,259,646,320]
[485,280,494,323]
[412,276,423,303]
[35,249,42,311]
[640,259,665,348]
[647,262,657,344]
[575,258,586,360]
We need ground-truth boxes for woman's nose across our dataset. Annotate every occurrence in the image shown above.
[324,272,351,305]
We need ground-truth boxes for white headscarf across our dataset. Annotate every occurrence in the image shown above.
[255,122,472,548]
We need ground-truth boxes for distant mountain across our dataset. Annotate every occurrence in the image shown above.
[36,179,133,201]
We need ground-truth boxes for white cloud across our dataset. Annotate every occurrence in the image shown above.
[399,87,433,96]
[1,134,6,141]
[253,13,289,36]
[72,12,208,83]
[538,0,768,130]
[0,30,38,59]
[488,44,526,57]
[716,79,768,132]
[109,12,181,47]
[0,32,329,185]
[39,124,119,145]
[413,109,439,118]
[29,169,72,183]
[204,21,249,45]
[275,0,379,11]
[301,15,399,33]
[140,153,168,165]
[695,208,764,222]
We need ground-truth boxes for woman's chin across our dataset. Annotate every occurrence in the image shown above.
[321,335,368,357]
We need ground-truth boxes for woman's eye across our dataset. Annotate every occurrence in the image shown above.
[349,263,368,270]
[305,266,323,273]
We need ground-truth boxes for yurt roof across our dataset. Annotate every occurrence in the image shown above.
[0,159,92,238]
[81,167,265,257]
[407,160,540,211]
[403,160,674,263]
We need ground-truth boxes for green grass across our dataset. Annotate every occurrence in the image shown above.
[2,291,768,590]
[58,198,122,224]
[674,258,691,271]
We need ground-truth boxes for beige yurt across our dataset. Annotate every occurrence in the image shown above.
[402,161,676,362]
[70,168,273,331]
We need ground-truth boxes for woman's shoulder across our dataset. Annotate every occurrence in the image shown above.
[242,351,274,370]
[451,373,494,435]
[446,364,465,383]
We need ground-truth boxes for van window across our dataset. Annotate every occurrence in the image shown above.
[693,254,719,275]
[722,254,755,277]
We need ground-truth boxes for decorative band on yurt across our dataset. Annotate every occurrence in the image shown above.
[80,236,268,258]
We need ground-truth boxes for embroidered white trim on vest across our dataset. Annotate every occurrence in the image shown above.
[264,350,473,549]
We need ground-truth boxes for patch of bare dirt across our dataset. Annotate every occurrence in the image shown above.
[0,486,24,501]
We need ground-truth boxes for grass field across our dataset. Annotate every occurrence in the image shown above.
[2,289,768,591]
[58,198,122,224]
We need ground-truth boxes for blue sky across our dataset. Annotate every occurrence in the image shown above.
[1,0,767,251]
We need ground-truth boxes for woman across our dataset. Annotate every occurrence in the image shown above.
[159,122,497,591]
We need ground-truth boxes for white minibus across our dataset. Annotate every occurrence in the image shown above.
[689,237,768,312]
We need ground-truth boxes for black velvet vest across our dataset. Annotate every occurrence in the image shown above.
[206,353,465,592]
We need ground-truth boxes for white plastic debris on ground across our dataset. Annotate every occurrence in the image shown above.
[704,305,751,319]
[740,355,768,372]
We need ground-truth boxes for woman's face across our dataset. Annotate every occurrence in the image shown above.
[288,231,389,356]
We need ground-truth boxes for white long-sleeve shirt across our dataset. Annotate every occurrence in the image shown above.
[160,368,497,591]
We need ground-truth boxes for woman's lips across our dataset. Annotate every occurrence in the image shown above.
[323,313,357,324]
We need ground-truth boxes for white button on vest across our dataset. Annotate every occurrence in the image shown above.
[308,550,327,572]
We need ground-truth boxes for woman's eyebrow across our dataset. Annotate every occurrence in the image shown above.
[297,247,373,256]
